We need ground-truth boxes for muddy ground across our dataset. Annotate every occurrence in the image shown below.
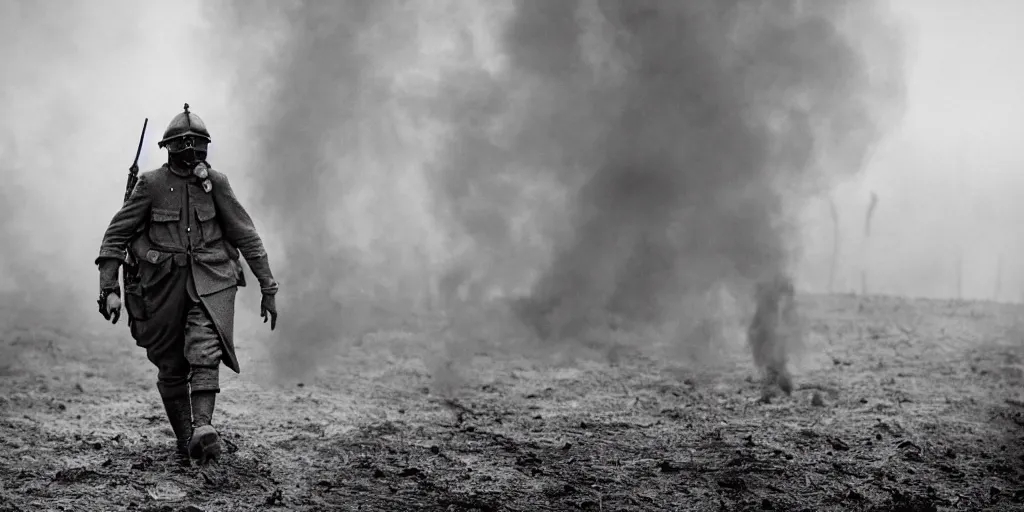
[3,293,1024,511]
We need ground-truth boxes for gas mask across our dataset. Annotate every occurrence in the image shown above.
[166,135,209,170]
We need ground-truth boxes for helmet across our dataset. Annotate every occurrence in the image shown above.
[157,103,211,149]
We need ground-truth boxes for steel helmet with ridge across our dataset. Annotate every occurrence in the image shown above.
[158,103,211,153]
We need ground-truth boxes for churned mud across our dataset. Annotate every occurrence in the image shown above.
[3,294,1024,511]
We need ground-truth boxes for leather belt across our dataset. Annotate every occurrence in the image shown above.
[144,249,191,267]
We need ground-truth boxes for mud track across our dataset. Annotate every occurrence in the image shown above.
[3,294,1024,511]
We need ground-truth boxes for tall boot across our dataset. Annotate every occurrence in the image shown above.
[161,396,194,458]
[188,391,224,462]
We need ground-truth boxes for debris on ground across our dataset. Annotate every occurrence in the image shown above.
[2,294,1023,510]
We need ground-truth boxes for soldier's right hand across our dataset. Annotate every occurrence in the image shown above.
[99,292,122,324]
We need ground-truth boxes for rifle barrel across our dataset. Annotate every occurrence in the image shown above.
[133,118,148,167]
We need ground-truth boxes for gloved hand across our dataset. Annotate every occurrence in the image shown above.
[260,293,277,330]
[97,259,122,324]
[99,290,122,324]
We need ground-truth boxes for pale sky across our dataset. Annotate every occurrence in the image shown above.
[807,0,1024,300]
[2,0,1023,303]
[894,0,1024,156]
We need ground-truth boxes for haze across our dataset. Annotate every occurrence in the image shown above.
[0,0,1020,359]
[806,0,1024,300]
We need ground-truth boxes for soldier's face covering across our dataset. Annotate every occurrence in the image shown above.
[167,136,209,170]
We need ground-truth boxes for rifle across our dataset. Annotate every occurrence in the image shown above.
[126,118,148,203]
[121,118,148,326]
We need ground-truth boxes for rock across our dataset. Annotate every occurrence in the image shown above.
[811,392,825,407]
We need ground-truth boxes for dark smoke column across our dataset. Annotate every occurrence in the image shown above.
[496,1,904,339]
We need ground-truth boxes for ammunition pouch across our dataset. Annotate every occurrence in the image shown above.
[125,235,181,322]
[124,233,245,319]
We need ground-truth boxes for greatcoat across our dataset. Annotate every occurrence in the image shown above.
[96,163,277,373]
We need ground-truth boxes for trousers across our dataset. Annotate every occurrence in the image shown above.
[130,265,224,399]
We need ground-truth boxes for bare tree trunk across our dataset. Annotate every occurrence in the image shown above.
[861,192,878,296]
[955,252,963,300]
[827,197,840,294]
[994,254,1002,301]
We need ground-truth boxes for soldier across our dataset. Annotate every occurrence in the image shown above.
[95,104,279,463]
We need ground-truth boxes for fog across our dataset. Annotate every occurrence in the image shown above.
[802,0,1024,300]
[1,0,1021,379]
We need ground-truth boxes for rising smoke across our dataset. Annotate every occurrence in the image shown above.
[215,0,904,379]
[435,1,905,342]
[214,0,458,379]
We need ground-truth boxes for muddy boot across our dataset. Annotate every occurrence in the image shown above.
[161,396,194,461]
[188,391,223,463]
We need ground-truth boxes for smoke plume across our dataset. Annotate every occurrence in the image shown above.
[433,0,905,344]
[216,0,904,378]
[215,0,461,379]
